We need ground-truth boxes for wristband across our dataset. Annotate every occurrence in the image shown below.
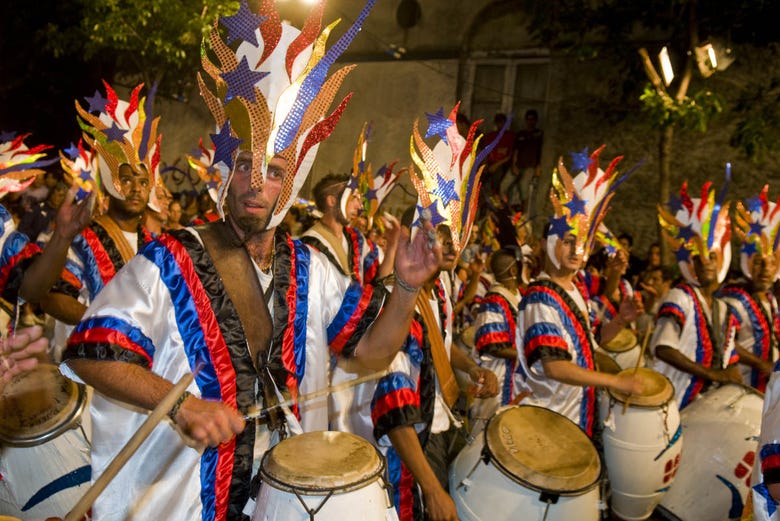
[393,271,420,293]
[168,391,192,422]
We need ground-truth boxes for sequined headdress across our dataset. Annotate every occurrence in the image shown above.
[342,122,403,229]
[408,104,508,254]
[198,0,376,228]
[60,140,99,203]
[75,81,163,211]
[546,145,635,270]
[658,168,732,285]
[186,139,221,204]
[733,184,780,281]
[0,133,58,197]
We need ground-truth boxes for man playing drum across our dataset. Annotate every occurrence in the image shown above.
[58,2,444,519]
[370,105,501,521]
[718,185,780,392]
[650,175,743,409]
[516,146,645,438]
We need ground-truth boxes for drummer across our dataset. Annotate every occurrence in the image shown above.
[650,177,742,410]
[0,325,49,393]
[717,185,780,392]
[516,146,646,438]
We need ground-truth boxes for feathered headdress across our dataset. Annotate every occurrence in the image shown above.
[198,0,377,227]
[658,166,732,285]
[60,140,99,203]
[186,139,221,204]
[75,81,163,211]
[733,184,780,281]
[547,145,636,269]
[408,103,508,254]
[0,133,58,197]
[342,122,403,229]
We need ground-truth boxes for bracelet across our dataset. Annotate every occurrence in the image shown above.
[393,271,420,293]
[168,391,192,422]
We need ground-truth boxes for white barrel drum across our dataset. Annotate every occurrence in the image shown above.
[0,364,91,519]
[252,431,393,521]
[450,405,602,521]
[657,383,764,520]
[601,328,642,371]
[600,368,683,520]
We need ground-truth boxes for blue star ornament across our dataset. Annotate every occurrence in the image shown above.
[749,221,765,236]
[676,224,696,242]
[365,187,378,202]
[741,242,759,257]
[427,202,447,227]
[666,194,684,214]
[564,193,587,216]
[84,90,108,113]
[434,173,459,208]
[569,147,592,173]
[745,195,763,214]
[221,56,268,103]
[424,108,452,144]
[675,246,692,263]
[79,169,92,182]
[220,1,266,47]
[0,130,17,142]
[64,142,81,159]
[210,121,244,170]
[549,215,573,238]
[102,122,126,143]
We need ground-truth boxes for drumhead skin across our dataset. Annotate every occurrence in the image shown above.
[485,406,601,494]
[261,431,384,493]
[601,328,637,353]
[594,350,621,374]
[607,368,674,407]
[0,364,86,446]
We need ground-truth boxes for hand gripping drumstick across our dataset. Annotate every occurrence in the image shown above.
[621,325,654,414]
[64,372,194,521]
[243,369,389,421]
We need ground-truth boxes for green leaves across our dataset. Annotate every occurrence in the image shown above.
[639,84,724,131]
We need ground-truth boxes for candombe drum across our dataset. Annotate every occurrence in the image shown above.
[600,368,683,520]
[450,405,602,521]
[657,383,764,520]
[252,431,394,520]
[594,349,622,375]
[601,328,642,371]
[0,364,91,519]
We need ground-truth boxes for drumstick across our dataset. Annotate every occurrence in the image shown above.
[64,372,194,521]
[243,369,389,421]
[622,325,654,414]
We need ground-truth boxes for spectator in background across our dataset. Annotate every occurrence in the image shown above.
[618,232,645,286]
[165,200,184,231]
[17,172,69,241]
[511,109,543,211]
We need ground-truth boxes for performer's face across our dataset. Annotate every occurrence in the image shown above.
[114,163,151,217]
[750,253,777,291]
[692,252,718,286]
[437,225,458,271]
[554,233,584,273]
[227,151,286,235]
[338,191,361,225]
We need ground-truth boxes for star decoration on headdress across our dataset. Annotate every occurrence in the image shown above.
[677,224,696,242]
[206,176,221,191]
[189,146,203,158]
[424,108,452,144]
[220,1,266,47]
[427,202,447,227]
[675,246,692,263]
[666,194,684,214]
[745,195,763,214]
[84,90,108,113]
[0,130,17,141]
[749,221,766,236]
[569,147,592,172]
[346,173,360,191]
[604,243,617,256]
[741,242,758,257]
[549,215,573,238]
[210,120,243,170]
[435,173,459,207]
[103,122,126,143]
[79,169,92,182]
[365,187,378,202]
[221,56,268,103]
[564,193,587,216]
[64,142,80,159]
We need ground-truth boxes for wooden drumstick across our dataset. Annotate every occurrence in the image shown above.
[64,373,194,521]
[622,325,654,414]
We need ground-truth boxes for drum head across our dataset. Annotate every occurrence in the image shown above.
[0,364,86,447]
[484,406,601,494]
[261,431,383,493]
[608,368,674,407]
[602,328,637,353]
[594,350,621,374]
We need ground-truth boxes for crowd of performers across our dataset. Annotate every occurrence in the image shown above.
[2,2,780,521]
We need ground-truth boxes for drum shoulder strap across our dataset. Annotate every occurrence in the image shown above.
[415,290,460,408]
[93,215,135,264]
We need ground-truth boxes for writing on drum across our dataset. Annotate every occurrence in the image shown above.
[500,425,519,454]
